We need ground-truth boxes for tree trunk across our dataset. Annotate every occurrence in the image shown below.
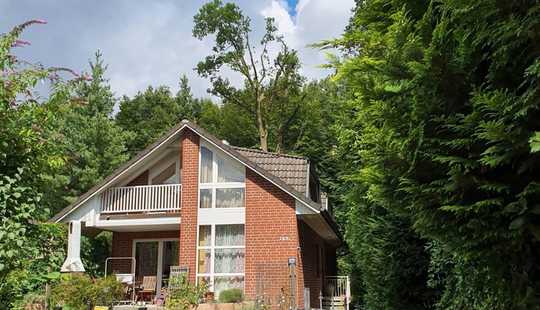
[275,127,283,154]
[256,97,268,151]
[259,121,268,152]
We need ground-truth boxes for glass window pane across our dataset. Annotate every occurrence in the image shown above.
[214,248,245,273]
[216,188,244,208]
[199,189,212,209]
[215,224,244,246]
[198,225,211,246]
[217,156,244,183]
[162,241,179,287]
[200,147,213,183]
[214,276,244,299]
[135,242,159,283]
[197,249,211,273]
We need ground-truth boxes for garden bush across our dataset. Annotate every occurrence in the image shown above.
[218,288,243,303]
[50,274,123,309]
[91,276,124,306]
[166,275,207,310]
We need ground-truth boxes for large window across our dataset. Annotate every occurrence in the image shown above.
[133,239,179,293]
[197,224,245,297]
[199,146,245,209]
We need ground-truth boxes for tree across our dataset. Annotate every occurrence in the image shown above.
[51,51,132,210]
[116,75,200,155]
[0,20,71,307]
[193,0,305,152]
[196,99,259,148]
[327,0,540,308]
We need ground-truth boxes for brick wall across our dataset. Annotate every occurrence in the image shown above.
[299,221,335,307]
[105,127,338,309]
[245,169,305,309]
[178,128,199,283]
[110,230,180,274]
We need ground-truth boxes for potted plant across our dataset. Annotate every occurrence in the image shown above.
[204,291,215,303]
[217,289,244,310]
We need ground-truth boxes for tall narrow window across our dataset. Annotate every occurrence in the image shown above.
[199,146,245,209]
[197,224,245,298]
[201,146,213,183]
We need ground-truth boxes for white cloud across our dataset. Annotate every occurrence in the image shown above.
[1,0,354,99]
[261,1,295,36]
[260,0,354,79]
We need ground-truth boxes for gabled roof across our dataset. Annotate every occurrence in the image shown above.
[233,146,309,194]
[50,120,339,240]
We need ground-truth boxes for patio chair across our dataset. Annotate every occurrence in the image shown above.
[137,276,157,302]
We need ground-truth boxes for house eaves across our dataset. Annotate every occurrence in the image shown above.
[50,120,339,240]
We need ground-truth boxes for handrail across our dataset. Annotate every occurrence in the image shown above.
[322,276,351,310]
[101,184,181,214]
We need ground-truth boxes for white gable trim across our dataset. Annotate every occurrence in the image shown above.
[54,124,189,223]
[55,122,320,223]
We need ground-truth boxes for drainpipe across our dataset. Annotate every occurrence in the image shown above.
[61,220,85,272]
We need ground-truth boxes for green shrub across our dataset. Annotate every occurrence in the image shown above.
[91,276,124,306]
[50,274,94,309]
[50,274,123,309]
[218,288,243,303]
[166,275,207,310]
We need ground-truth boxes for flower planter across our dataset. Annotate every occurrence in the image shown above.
[198,301,254,310]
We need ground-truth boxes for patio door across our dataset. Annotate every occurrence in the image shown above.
[134,239,179,293]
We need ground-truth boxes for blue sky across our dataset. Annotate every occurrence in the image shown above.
[286,0,299,15]
[2,0,354,99]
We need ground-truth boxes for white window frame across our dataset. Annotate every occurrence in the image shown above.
[199,143,245,209]
[132,238,179,293]
[196,224,245,293]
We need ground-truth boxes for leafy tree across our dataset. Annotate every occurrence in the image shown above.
[52,51,132,209]
[196,99,259,148]
[116,75,200,154]
[0,20,70,307]
[193,0,305,152]
[327,0,540,308]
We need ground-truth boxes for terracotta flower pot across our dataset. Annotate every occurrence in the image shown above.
[216,303,234,310]
[205,291,215,303]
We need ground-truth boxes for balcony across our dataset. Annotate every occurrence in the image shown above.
[100,184,181,214]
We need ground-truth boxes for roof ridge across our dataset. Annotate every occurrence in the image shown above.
[231,145,308,161]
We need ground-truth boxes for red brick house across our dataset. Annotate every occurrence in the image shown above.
[51,120,345,309]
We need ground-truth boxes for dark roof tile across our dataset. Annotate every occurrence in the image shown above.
[232,146,309,194]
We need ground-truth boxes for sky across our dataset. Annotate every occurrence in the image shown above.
[2,0,354,99]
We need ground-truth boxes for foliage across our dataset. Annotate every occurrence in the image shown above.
[196,99,259,148]
[50,274,94,309]
[166,275,208,310]
[326,0,540,308]
[0,223,65,308]
[218,288,244,303]
[193,0,305,152]
[50,274,123,309]
[49,51,133,212]
[92,276,125,306]
[81,231,112,278]
[0,20,72,308]
[15,292,47,310]
[117,76,202,155]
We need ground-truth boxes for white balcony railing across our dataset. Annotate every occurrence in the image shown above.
[321,276,351,310]
[101,184,181,214]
